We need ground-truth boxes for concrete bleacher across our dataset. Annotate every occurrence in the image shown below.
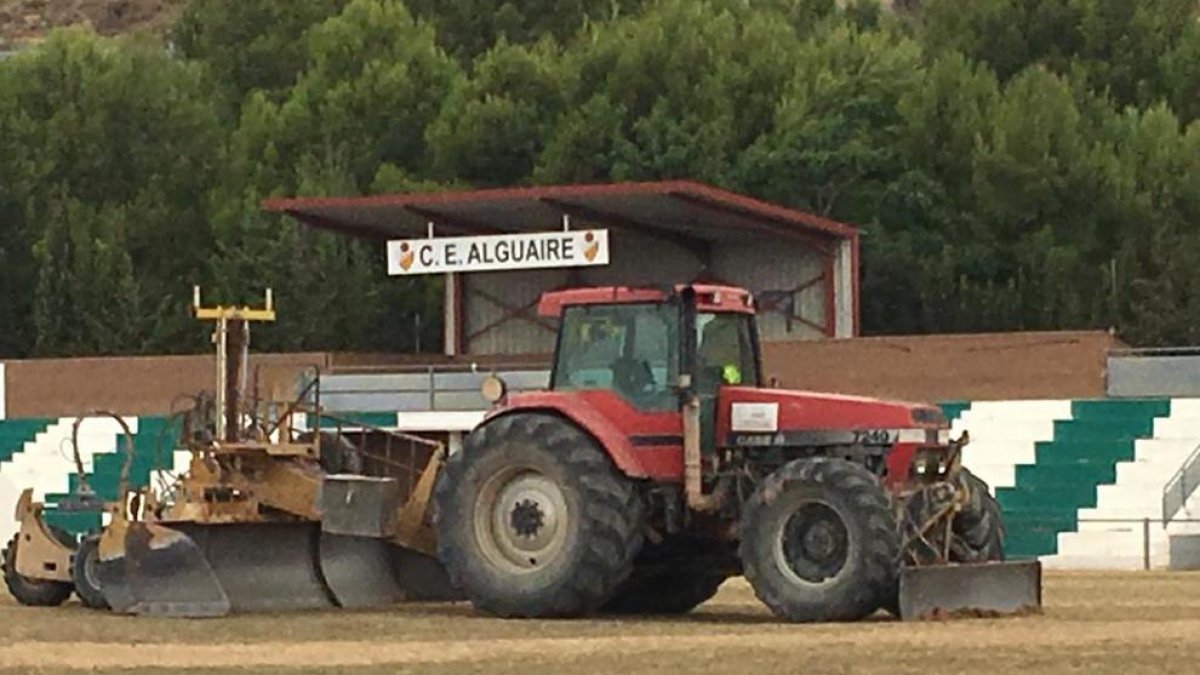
[0,416,133,544]
[0,416,192,543]
[946,398,1200,568]
[1044,398,1200,569]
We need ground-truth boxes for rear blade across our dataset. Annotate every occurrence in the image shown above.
[898,560,1043,620]
[95,553,136,614]
[318,535,466,607]
[387,544,465,602]
[121,522,231,618]
[318,533,406,609]
[172,522,336,614]
[108,522,337,617]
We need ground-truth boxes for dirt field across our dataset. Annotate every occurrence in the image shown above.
[2,571,1200,674]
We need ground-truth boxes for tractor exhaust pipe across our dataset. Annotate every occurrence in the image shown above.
[683,388,727,512]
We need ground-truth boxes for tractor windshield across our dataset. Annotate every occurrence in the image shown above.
[550,303,679,410]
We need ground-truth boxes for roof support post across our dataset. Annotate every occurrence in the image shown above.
[443,273,463,356]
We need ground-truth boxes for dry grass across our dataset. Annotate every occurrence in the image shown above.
[2,571,1200,673]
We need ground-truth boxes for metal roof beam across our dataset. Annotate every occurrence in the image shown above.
[538,197,712,264]
[402,205,506,236]
[665,190,836,255]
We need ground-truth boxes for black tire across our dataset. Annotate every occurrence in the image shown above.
[433,412,645,618]
[2,534,74,607]
[739,458,899,623]
[950,469,1005,562]
[71,535,109,609]
[602,570,727,615]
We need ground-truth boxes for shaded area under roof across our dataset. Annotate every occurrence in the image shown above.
[261,180,857,253]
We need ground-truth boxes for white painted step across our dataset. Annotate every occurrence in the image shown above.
[1150,416,1200,439]
[951,419,1056,442]
[958,400,1073,421]
[1166,398,1200,417]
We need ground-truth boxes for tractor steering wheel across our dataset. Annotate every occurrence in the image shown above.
[611,357,655,398]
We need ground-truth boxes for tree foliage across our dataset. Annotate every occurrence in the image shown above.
[1,0,1199,358]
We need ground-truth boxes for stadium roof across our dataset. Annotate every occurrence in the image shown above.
[261,180,857,252]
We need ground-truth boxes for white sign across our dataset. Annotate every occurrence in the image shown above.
[387,230,609,276]
[731,402,779,432]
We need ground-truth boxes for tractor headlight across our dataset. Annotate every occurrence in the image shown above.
[911,448,949,479]
[481,374,508,404]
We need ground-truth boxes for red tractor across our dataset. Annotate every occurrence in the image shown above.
[433,284,1041,622]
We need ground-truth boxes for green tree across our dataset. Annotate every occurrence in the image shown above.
[737,24,923,221]
[1159,14,1200,123]
[172,0,351,111]
[536,0,801,185]
[917,0,1084,80]
[406,0,646,62]
[226,0,462,194]
[426,37,569,186]
[32,196,143,356]
[1072,0,1198,111]
[0,27,223,356]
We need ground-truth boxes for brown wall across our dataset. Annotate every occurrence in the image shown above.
[4,353,330,419]
[1,351,559,418]
[1,329,1122,418]
[760,330,1123,403]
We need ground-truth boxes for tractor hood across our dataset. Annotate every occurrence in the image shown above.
[719,386,948,437]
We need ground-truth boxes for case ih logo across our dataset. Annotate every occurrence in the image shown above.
[387,230,609,276]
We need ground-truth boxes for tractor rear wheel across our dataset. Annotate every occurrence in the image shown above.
[72,535,109,609]
[433,413,645,618]
[739,458,899,623]
[2,534,74,607]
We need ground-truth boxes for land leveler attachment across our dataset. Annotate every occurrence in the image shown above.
[893,434,1042,620]
[6,287,460,617]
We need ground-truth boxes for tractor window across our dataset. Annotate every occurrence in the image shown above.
[695,312,759,393]
[551,303,679,410]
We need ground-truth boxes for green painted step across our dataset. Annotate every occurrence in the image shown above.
[996,399,1169,559]
[1070,399,1170,419]
[939,401,971,423]
[316,412,398,429]
[1052,419,1156,442]
[1003,528,1059,560]
[0,418,54,463]
[998,482,1102,510]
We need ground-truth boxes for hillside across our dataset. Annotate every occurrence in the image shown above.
[0,0,183,48]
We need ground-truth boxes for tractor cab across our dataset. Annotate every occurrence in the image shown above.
[542,284,759,408]
[538,284,762,457]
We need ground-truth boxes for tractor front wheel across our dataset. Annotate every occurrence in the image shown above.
[952,469,1005,562]
[739,458,899,622]
[433,413,645,618]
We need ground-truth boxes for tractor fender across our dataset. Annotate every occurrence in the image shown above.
[479,394,648,479]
